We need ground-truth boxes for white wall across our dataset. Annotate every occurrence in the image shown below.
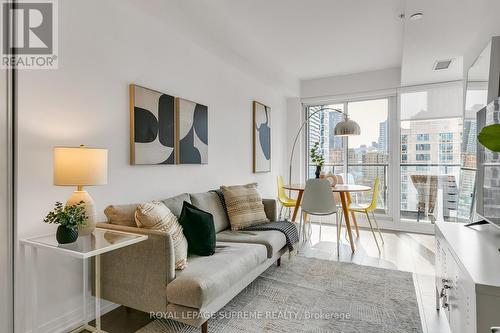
[300,67,401,101]
[286,98,303,184]
[16,1,299,332]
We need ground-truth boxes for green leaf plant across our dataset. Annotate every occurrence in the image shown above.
[43,201,88,229]
[310,141,325,167]
[478,124,500,152]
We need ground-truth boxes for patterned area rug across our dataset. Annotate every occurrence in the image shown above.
[137,256,422,333]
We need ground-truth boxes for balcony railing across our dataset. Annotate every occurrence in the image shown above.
[307,162,469,222]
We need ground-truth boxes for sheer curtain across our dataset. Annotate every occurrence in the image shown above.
[399,82,464,223]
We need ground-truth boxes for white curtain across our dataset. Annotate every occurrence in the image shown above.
[399,81,464,121]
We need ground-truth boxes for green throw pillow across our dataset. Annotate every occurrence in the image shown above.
[179,201,216,256]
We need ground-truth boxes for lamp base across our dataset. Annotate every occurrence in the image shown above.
[66,189,96,236]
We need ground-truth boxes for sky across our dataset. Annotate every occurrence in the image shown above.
[346,99,388,149]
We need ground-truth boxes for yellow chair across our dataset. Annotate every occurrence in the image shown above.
[348,177,384,252]
[277,176,297,220]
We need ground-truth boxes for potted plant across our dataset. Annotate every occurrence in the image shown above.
[43,201,87,244]
[478,124,500,152]
[310,141,325,178]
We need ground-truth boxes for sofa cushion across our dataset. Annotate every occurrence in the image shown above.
[104,204,139,227]
[135,200,188,270]
[190,192,230,233]
[179,201,216,256]
[166,242,267,309]
[161,193,191,218]
[220,183,269,231]
[104,193,191,226]
[216,230,286,258]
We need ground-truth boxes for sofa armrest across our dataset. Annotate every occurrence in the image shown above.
[262,199,277,221]
[96,222,175,313]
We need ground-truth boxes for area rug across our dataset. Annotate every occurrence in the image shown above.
[137,256,422,333]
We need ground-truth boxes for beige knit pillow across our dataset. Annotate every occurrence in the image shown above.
[135,201,188,270]
[220,183,269,231]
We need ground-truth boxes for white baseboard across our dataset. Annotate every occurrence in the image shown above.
[25,300,119,333]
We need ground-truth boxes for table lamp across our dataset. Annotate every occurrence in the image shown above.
[53,145,108,235]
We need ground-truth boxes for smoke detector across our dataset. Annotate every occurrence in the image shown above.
[433,59,454,71]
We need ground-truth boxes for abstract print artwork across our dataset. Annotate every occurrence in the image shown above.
[176,98,208,164]
[130,84,176,165]
[253,101,271,173]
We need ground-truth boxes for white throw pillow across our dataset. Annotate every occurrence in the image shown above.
[135,200,188,270]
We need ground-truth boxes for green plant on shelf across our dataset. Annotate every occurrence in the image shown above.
[43,201,87,229]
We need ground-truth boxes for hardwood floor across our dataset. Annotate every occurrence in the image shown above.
[95,223,450,333]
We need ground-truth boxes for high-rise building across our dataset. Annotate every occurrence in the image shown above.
[400,118,462,221]
[329,112,344,149]
[308,107,330,177]
[378,120,387,152]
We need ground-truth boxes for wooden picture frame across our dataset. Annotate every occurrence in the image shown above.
[129,84,176,165]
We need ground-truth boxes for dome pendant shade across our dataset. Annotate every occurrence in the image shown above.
[334,117,361,136]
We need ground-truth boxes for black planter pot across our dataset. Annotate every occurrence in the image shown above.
[56,225,79,244]
[315,165,322,179]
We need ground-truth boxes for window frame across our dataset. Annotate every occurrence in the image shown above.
[304,95,397,217]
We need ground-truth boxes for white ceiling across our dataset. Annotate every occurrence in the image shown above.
[136,0,500,87]
[400,0,500,86]
[206,0,406,80]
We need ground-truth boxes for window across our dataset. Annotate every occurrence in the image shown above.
[400,82,463,223]
[439,132,453,142]
[306,98,390,213]
[415,144,430,151]
[304,82,468,228]
[416,134,429,141]
[416,154,430,161]
[307,104,345,178]
[347,99,389,211]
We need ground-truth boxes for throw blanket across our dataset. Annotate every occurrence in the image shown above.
[242,221,299,253]
[211,190,299,253]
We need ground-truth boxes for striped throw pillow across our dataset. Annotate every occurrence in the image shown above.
[220,183,269,231]
[135,201,188,270]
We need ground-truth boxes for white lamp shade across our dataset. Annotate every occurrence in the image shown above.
[334,118,361,136]
[54,146,108,186]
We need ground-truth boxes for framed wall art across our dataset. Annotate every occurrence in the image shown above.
[253,101,271,173]
[130,84,176,165]
[175,97,208,164]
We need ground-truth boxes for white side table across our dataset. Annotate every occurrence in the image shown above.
[20,228,148,333]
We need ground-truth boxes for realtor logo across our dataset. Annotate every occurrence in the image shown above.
[1,0,58,69]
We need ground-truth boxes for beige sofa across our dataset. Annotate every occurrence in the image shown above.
[97,191,289,333]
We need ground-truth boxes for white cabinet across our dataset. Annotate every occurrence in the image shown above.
[435,222,500,333]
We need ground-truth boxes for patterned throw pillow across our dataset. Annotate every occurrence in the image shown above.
[220,183,269,231]
[135,201,188,270]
